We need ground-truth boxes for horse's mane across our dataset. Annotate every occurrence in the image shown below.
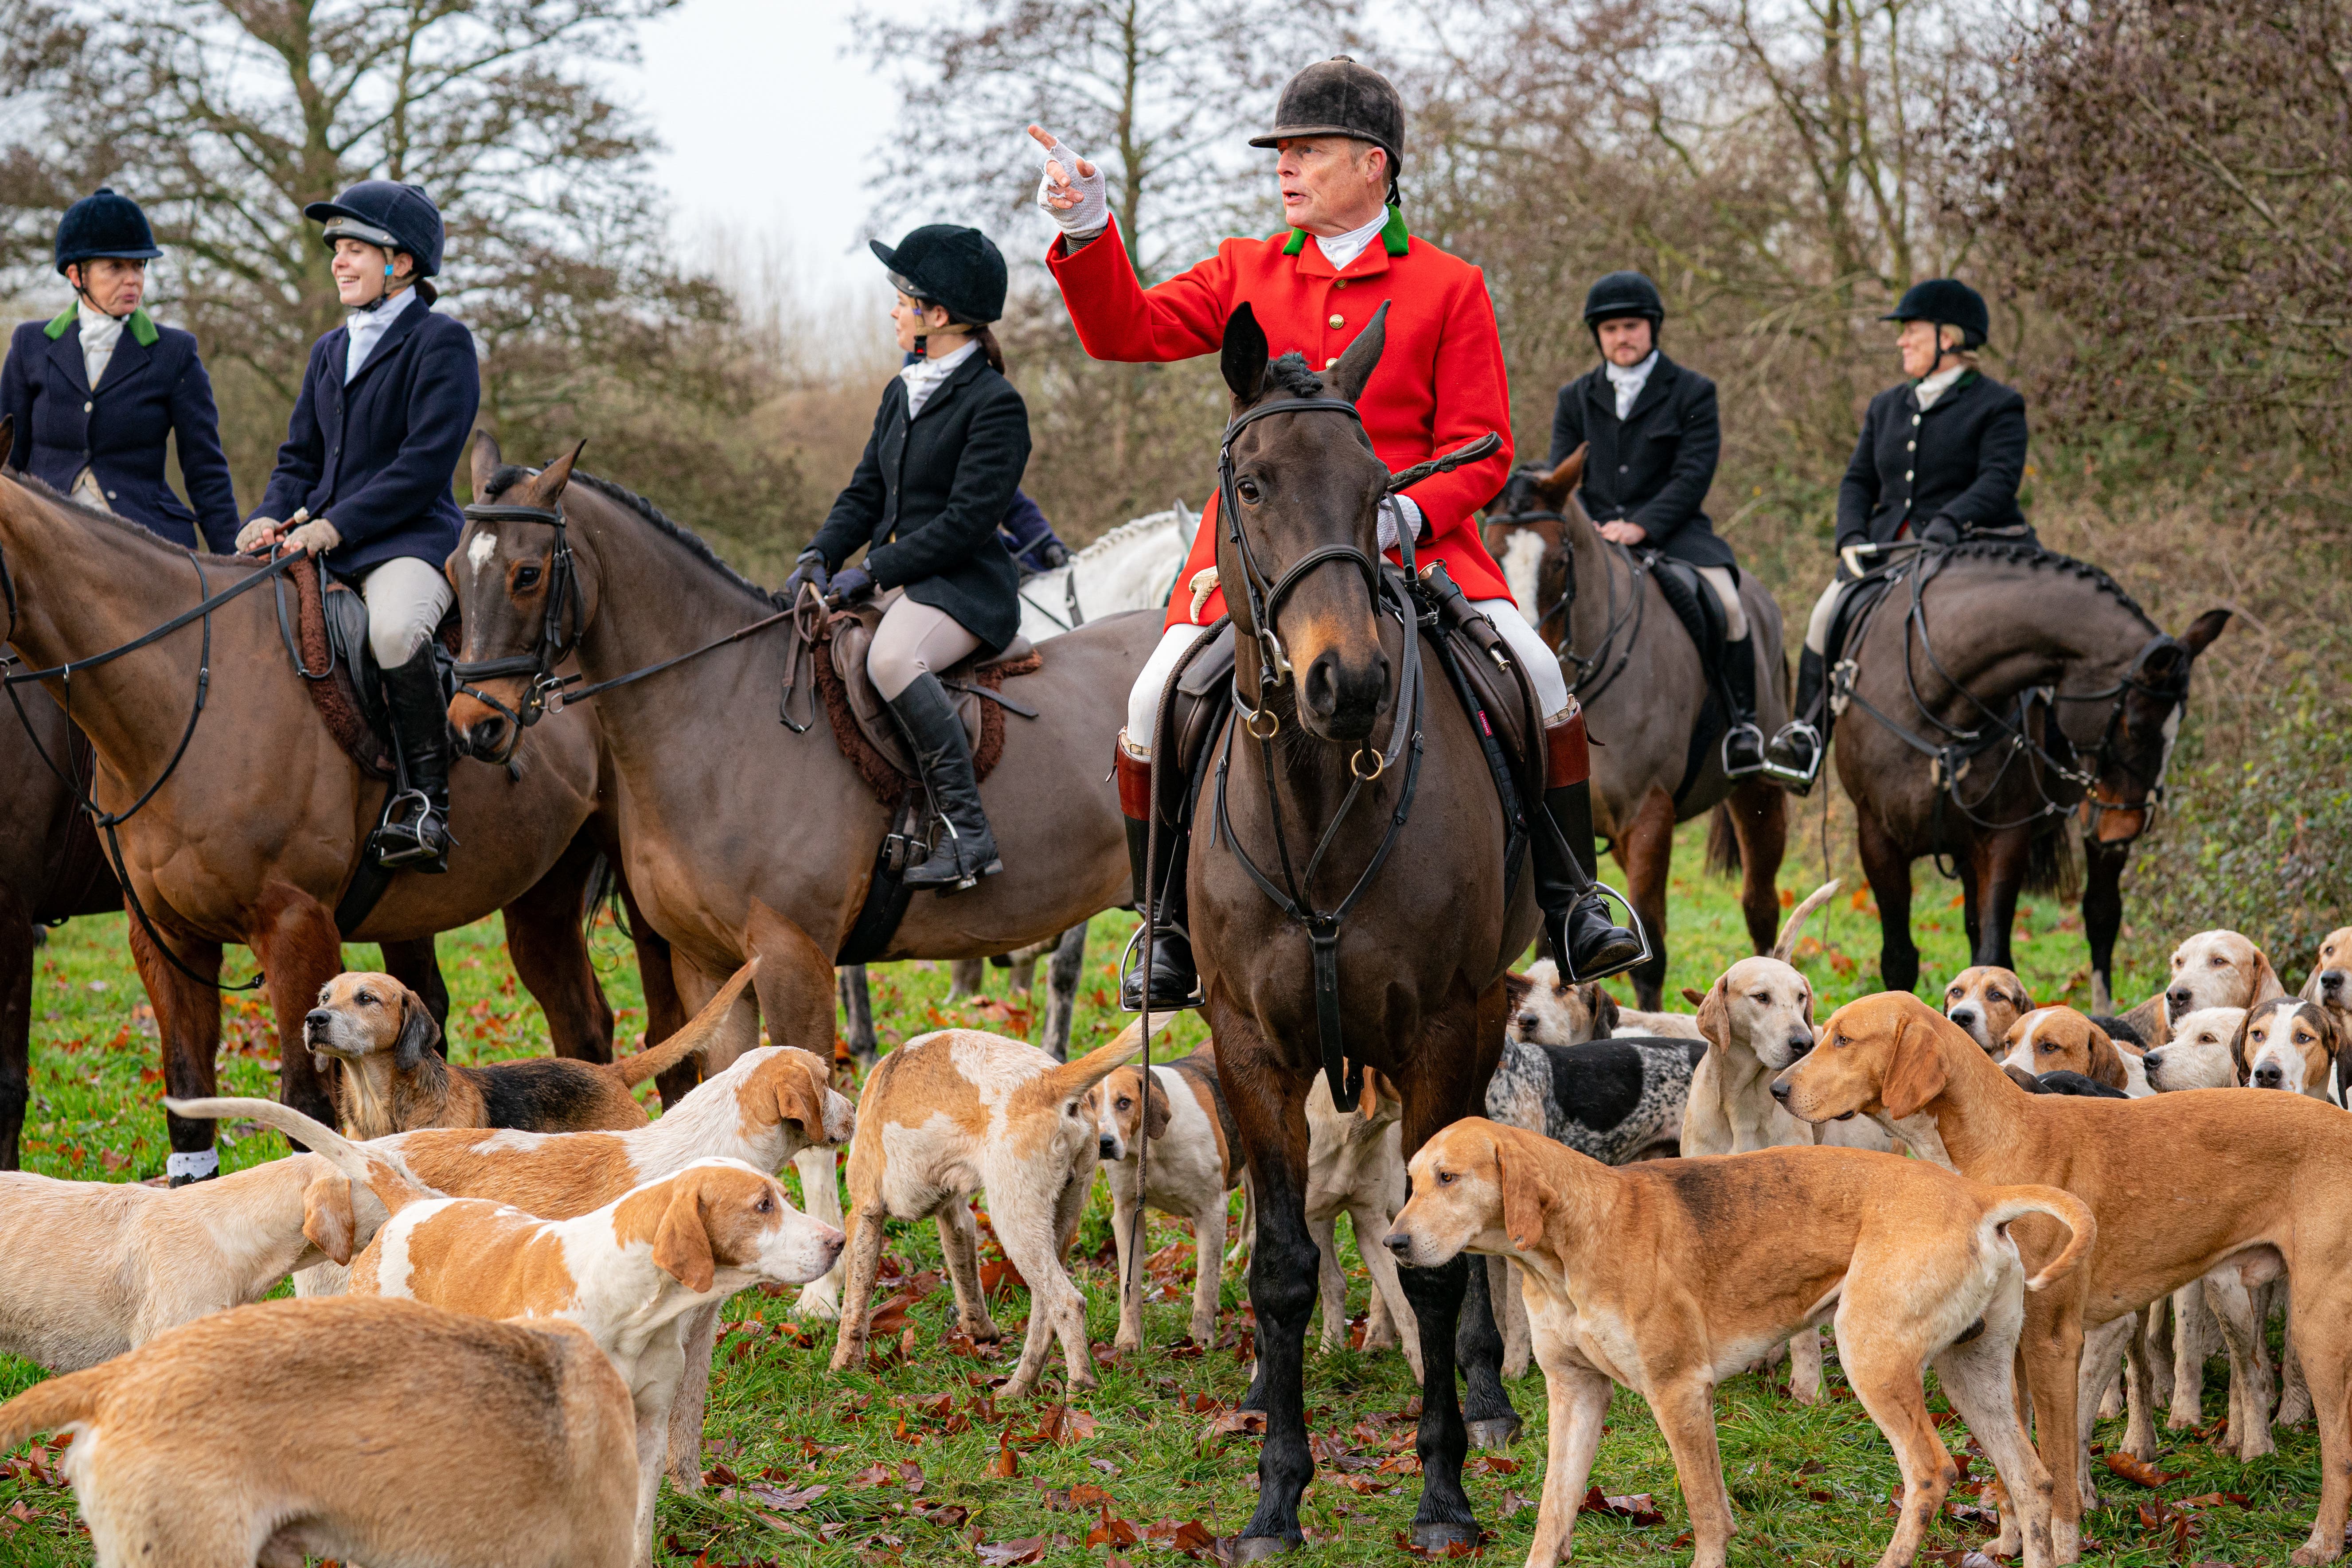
[1069,504,1186,566]
[1262,351,1329,402]
[1938,539,2157,632]
[485,463,780,607]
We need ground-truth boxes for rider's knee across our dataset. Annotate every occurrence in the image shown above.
[1804,578,1845,655]
[1698,566,1749,641]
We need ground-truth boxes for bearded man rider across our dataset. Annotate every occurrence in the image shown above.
[1033,56,1642,1011]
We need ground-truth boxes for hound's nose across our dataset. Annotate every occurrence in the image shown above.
[304,1008,333,1038]
[467,715,509,756]
[1948,1006,1976,1030]
[2166,987,2193,1014]
[1786,1032,1816,1060]
[1769,1076,1793,1104]
[1381,1230,1411,1256]
[2253,1064,2284,1089]
[2143,1050,2165,1074]
[1098,1136,1118,1160]
[2323,970,2347,998]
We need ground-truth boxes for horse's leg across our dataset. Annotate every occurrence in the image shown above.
[377,936,449,1047]
[0,890,30,1170]
[838,967,878,1069]
[1042,923,1087,1063]
[1976,829,2032,971]
[1457,1249,1518,1448]
[1618,785,1677,1010]
[2080,838,2126,1014]
[250,886,344,1128]
[745,901,850,1319]
[1727,778,1788,956]
[1212,1004,1318,1558]
[499,835,615,1064]
[125,915,224,1170]
[1960,857,1985,962]
[1855,811,1921,995]
[947,959,985,1001]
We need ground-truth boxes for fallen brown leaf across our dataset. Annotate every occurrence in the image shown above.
[2102,1453,2185,1488]
[1582,1487,1664,1526]
[973,1537,1046,1566]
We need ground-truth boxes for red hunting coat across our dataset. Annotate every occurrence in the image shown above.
[1047,212,1516,629]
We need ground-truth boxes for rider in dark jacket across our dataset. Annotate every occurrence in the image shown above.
[1762,278,2033,791]
[0,190,240,551]
[1548,270,1761,775]
[789,225,1029,889]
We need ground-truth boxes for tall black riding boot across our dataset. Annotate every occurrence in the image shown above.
[1762,647,1829,794]
[888,674,1002,889]
[374,645,454,874]
[1719,636,1765,777]
[1116,738,1201,1010]
[1536,711,1643,982]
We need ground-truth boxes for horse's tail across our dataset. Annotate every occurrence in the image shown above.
[2023,828,2080,902]
[1706,804,1740,877]
[1771,879,1842,962]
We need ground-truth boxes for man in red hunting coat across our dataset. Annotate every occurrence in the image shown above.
[1030,57,1642,1008]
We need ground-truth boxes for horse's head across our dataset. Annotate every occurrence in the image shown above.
[1214,302,1394,744]
[1480,448,1588,644]
[447,432,597,763]
[2080,607,2231,844]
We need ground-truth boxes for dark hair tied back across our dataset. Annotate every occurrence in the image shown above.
[971,321,1005,374]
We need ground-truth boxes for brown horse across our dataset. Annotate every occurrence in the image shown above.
[1190,304,1532,1557]
[1826,540,2227,995]
[444,436,1152,1321]
[0,464,639,1164]
[1483,450,1790,1008]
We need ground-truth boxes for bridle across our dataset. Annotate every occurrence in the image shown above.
[1483,492,1646,703]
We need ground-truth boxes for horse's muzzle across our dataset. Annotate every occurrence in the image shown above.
[1299,646,1390,742]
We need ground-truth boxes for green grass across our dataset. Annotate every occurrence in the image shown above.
[0,819,2313,1565]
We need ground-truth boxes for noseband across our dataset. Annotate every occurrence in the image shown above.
[450,499,578,734]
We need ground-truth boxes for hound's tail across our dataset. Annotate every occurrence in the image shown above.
[612,958,761,1088]
[1771,879,1842,962]
[0,1366,108,1454]
[1985,1184,2098,1292]
[164,1097,436,1217]
[1049,1019,1155,1099]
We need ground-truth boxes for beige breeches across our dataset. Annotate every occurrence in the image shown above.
[868,595,984,700]
[1695,566,1747,642]
[361,557,456,667]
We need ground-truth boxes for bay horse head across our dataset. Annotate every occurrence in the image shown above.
[1214,301,1395,744]
[2075,606,2231,844]
[448,432,593,762]
[1481,446,1589,639]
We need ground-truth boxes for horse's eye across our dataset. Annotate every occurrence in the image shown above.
[1236,479,1262,504]
[514,565,542,590]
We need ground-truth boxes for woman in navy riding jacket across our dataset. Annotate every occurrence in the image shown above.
[235,179,480,875]
[0,189,240,551]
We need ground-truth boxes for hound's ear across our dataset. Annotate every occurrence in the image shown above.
[1221,304,1270,404]
[2084,1023,2128,1091]
[1494,1135,1554,1253]
[301,1174,359,1267]
[771,1058,832,1145]
[2251,948,2287,1004]
[1503,971,1532,1015]
[1539,445,1587,504]
[2323,1012,2349,1108]
[2015,980,2036,1013]
[2002,1065,2044,1094]
[1144,1075,1174,1141]
[1681,986,1708,1008]
[651,1179,717,1293]
[2178,608,2231,658]
[1694,977,1731,1054]
[1586,985,1621,1038]
[2230,1010,2254,1086]
[469,428,503,499]
[392,991,441,1071]
[1325,300,1389,404]
[1356,1067,1385,1124]
[1880,1009,1951,1120]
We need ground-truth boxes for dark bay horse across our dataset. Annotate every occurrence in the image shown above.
[444,436,1152,1322]
[1482,449,1791,1008]
[1193,304,1533,1557]
[1828,541,2227,995]
[0,464,640,1162]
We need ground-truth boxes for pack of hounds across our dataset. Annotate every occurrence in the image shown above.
[1,909,2349,1568]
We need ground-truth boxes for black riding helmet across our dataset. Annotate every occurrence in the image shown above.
[55,189,162,276]
[870,224,1006,326]
[1249,56,1406,206]
[1584,271,1663,340]
[1882,277,1989,353]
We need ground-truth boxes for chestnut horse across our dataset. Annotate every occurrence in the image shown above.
[0,460,644,1165]
[1483,450,1790,1008]
[1193,304,1531,1557]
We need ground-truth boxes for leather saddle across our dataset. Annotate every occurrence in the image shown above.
[277,557,458,778]
[1640,551,1731,697]
[814,589,1041,795]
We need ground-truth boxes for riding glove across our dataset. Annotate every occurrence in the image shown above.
[828,565,875,604]
[1918,515,1961,546]
[1034,133,1109,242]
[783,548,830,601]
[234,516,281,554]
[283,519,342,558]
[1375,495,1424,555]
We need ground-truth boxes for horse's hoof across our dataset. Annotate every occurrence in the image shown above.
[1466,1416,1522,1452]
[1412,1522,1481,1554]
[1229,1536,1297,1563]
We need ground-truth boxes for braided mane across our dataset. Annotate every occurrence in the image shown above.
[484,462,778,607]
[1940,539,2155,632]
[1262,351,1328,402]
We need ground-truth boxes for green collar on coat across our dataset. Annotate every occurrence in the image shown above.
[44,304,159,347]
[1283,204,1410,257]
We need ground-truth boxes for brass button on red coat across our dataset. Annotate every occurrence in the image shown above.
[1328,314,1345,328]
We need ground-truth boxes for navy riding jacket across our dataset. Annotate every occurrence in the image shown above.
[253,297,480,577]
[0,309,241,552]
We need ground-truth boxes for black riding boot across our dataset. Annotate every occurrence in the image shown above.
[374,646,453,874]
[1763,647,1829,794]
[1115,740,1200,1010]
[1720,635,1765,777]
[889,674,1002,889]
[1537,777,1644,981]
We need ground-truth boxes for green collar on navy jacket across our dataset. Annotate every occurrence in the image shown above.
[44,304,159,347]
[1283,204,1409,257]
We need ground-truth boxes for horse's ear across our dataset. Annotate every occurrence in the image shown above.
[470,429,503,500]
[1537,445,1586,506]
[1326,300,1389,404]
[533,439,587,504]
[1221,304,1269,403]
[2178,609,2231,658]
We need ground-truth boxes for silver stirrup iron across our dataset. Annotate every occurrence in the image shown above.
[1560,881,1654,985]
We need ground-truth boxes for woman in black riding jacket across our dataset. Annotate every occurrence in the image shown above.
[787,225,1030,889]
[1762,278,2033,791]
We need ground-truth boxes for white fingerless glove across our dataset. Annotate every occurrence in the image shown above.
[1377,496,1423,554]
[284,518,342,558]
[1034,133,1108,242]
[234,516,281,554]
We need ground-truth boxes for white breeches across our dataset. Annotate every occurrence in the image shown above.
[867,596,984,701]
[361,556,454,668]
[1695,565,1748,642]
[1124,599,1570,755]
[1803,576,1849,657]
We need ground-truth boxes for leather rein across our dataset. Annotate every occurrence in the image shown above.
[1207,394,1501,1111]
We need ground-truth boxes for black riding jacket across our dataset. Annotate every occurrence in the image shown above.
[1546,353,1733,571]
[1836,370,2030,550]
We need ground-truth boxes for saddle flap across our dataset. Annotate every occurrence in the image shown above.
[1646,555,1728,672]
[827,606,987,781]
[1154,621,1237,826]
[1448,618,1536,778]
[320,585,382,724]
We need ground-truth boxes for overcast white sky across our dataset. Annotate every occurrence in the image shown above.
[636,0,895,293]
